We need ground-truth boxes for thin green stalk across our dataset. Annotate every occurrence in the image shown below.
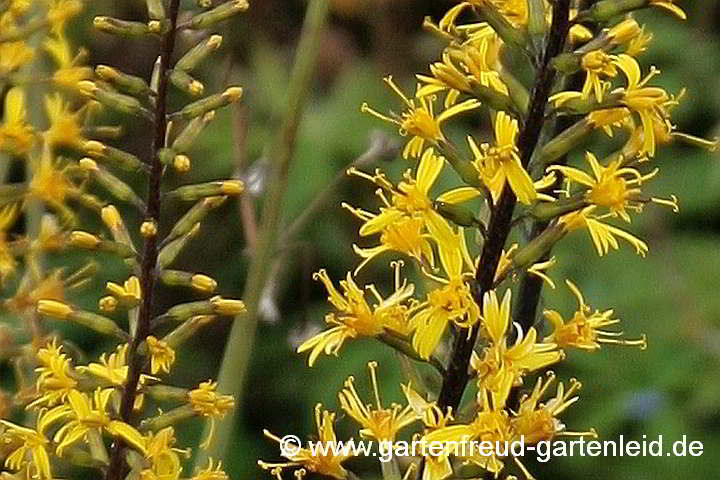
[195,0,330,466]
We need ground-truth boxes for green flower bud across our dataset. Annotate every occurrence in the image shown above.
[95,65,152,97]
[170,87,243,120]
[172,111,215,153]
[78,81,152,119]
[93,16,153,36]
[184,1,250,30]
[176,35,223,72]
[167,180,244,201]
[84,141,146,172]
[170,69,205,96]
[164,196,227,244]
[146,0,166,20]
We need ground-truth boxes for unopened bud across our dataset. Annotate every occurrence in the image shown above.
[170,87,243,120]
[168,180,244,201]
[70,231,101,249]
[84,141,144,171]
[173,154,191,173]
[170,69,204,96]
[176,35,224,72]
[210,296,246,316]
[141,220,158,237]
[96,65,152,97]
[99,295,118,312]
[37,300,73,319]
[94,16,153,36]
[172,111,215,153]
[191,274,217,293]
[79,81,152,119]
[185,1,250,30]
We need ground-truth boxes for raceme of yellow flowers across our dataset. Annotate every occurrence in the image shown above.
[260,1,717,480]
[0,1,250,480]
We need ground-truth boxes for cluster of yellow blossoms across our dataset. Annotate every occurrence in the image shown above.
[1,1,250,479]
[261,1,715,480]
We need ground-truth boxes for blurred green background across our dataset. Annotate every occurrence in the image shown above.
[4,1,720,479]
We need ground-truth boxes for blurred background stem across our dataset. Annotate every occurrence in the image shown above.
[195,0,330,467]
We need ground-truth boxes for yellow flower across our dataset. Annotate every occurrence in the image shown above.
[29,339,78,409]
[46,0,84,33]
[53,388,147,456]
[28,153,85,224]
[191,459,229,480]
[613,54,678,157]
[580,50,618,103]
[44,94,88,148]
[344,149,473,271]
[560,206,649,257]
[146,336,176,374]
[544,280,647,350]
[338,362,415,441]
[44,33,93,88]
[106,276,142,307]
[78,344,152,409]
[188,381,234,449]
[0,409,58,480]
[260,404,351,480]
[0,87,34,155]
[0,40,34,74]
[469,111,536,204]
[362,76,480,158]
[297,264,415,366]
[424,392,511,476]
[511,372,594,445]
[549,151,660,222]
[141,427,185,480]
[412,232,479,360]
[472,289,563,406]
[402,384,453,480]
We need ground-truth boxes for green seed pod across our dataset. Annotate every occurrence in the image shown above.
[84,141,146,172]
[172,111,215,153]
[170,87,243,120]
[146,0,166,20]
[164,196,227,244]
[176,35,223,72]
[169,69,205,96]
[166,180,244,201]
[95,65,153,97]
[78,81,152,119]
[93,16,153,36]
[535,119,593,168]
[184,1,250,30]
